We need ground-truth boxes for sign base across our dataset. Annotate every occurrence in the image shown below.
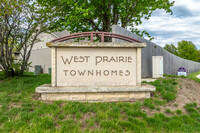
[36,84,155,102]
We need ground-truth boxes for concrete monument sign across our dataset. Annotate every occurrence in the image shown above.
[36,34,155,102]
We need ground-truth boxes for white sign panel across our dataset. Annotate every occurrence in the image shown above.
[178,72,187,76]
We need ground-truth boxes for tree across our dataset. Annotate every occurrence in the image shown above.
[164,44,178,55]
[164,40,200,62]
[0,0,48,77]
[37,0,174,41]
[198,50,200,62]
[177,40,199,62]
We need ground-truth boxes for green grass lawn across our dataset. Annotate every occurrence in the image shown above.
[187,71,200,83]
[0,72,200,132]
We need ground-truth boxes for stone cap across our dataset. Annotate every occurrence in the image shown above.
[46,42,146,48]
[36,84,155,93]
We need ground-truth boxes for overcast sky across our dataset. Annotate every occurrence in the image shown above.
[136,0,200,49]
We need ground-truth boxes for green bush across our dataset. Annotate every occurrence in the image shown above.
[148,78,177,102]
[143,99,155,110]
[176,110,182,115]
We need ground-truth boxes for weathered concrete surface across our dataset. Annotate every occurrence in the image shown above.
[36,84,155,101]
[56,47,138,86]
[36,84,155,93]
[47,42,146,48]
[50,42,145,87]
[40,92,151,101]
[141,78,157,82]
[112,25,200,77]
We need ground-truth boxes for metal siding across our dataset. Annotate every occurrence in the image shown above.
[112,25,200,77]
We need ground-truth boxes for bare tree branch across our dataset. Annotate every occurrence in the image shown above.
[0,0,47,77]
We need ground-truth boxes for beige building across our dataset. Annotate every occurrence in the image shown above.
[28,30,70,73]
